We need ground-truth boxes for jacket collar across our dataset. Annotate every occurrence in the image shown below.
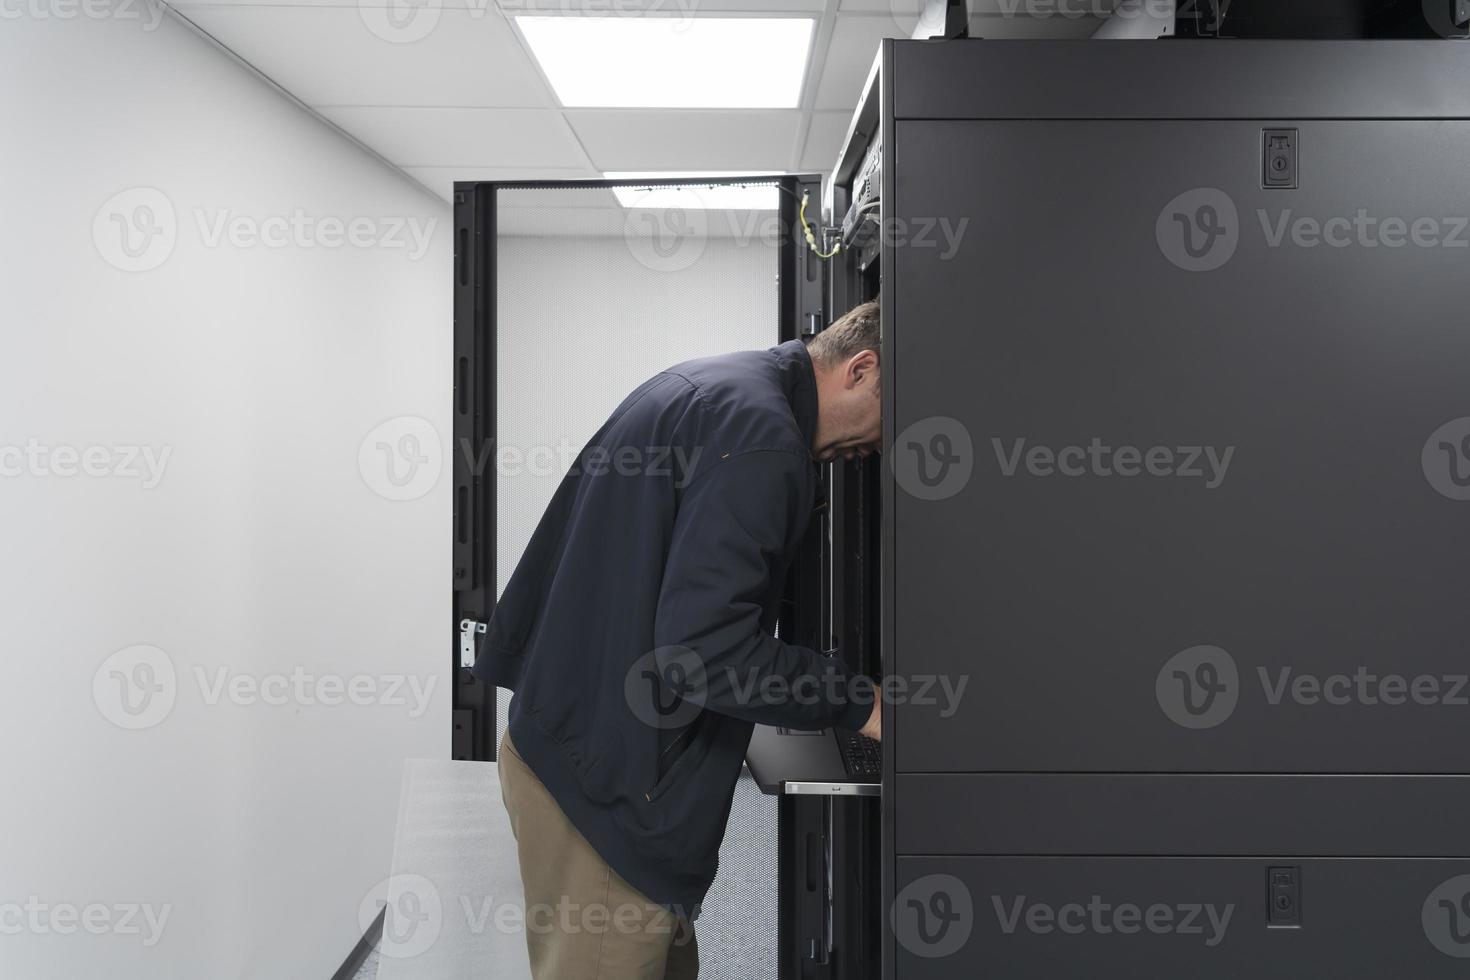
[772,339,819,457]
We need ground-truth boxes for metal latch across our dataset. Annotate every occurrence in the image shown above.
[459,619,486,668]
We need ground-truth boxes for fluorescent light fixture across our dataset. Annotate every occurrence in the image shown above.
[517,16,814,109]
[605,172,781,210]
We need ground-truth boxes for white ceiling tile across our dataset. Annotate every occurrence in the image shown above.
[316,107,589,167]
[800,111,852,173]
[177,0,1115,200]
[815,16,902,111]
[177,6,552,108]
[565,110,801,171]
[836,0,921,34]
[402,166,601,201]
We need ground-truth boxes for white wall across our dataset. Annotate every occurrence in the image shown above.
[495,223,784,600]
[0,5,450,978]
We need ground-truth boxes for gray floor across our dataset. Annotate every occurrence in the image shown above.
[350,774,776,980]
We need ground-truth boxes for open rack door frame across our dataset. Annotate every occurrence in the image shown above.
[449,173,828,762]
[451,173,856,980]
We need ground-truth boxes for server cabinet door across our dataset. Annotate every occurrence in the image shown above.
[889,119,1470,777]
[884,114,1470,978]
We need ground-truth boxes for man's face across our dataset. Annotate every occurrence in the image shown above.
[812,350,883,464]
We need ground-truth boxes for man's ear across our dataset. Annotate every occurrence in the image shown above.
[847,350,879,389]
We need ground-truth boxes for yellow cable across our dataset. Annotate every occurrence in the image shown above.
[801,191,841,260]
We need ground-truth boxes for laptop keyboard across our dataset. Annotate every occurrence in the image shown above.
[837,731,883,780]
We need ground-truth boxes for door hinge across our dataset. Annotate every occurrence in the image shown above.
[459,619,487,668]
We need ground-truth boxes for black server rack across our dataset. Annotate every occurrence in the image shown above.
[865,36,1470,980]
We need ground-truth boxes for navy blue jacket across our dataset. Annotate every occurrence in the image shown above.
[474,340,874,917]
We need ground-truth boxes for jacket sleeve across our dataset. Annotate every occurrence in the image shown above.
[652,449,875,731]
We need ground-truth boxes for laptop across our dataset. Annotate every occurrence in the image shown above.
[745,723,882,797]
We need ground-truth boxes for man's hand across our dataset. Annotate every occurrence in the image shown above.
[859,698,882,742]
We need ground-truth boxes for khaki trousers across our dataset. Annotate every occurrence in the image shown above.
[499,731,699,980]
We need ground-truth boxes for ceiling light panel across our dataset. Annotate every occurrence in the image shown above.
[517,16,815,109]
